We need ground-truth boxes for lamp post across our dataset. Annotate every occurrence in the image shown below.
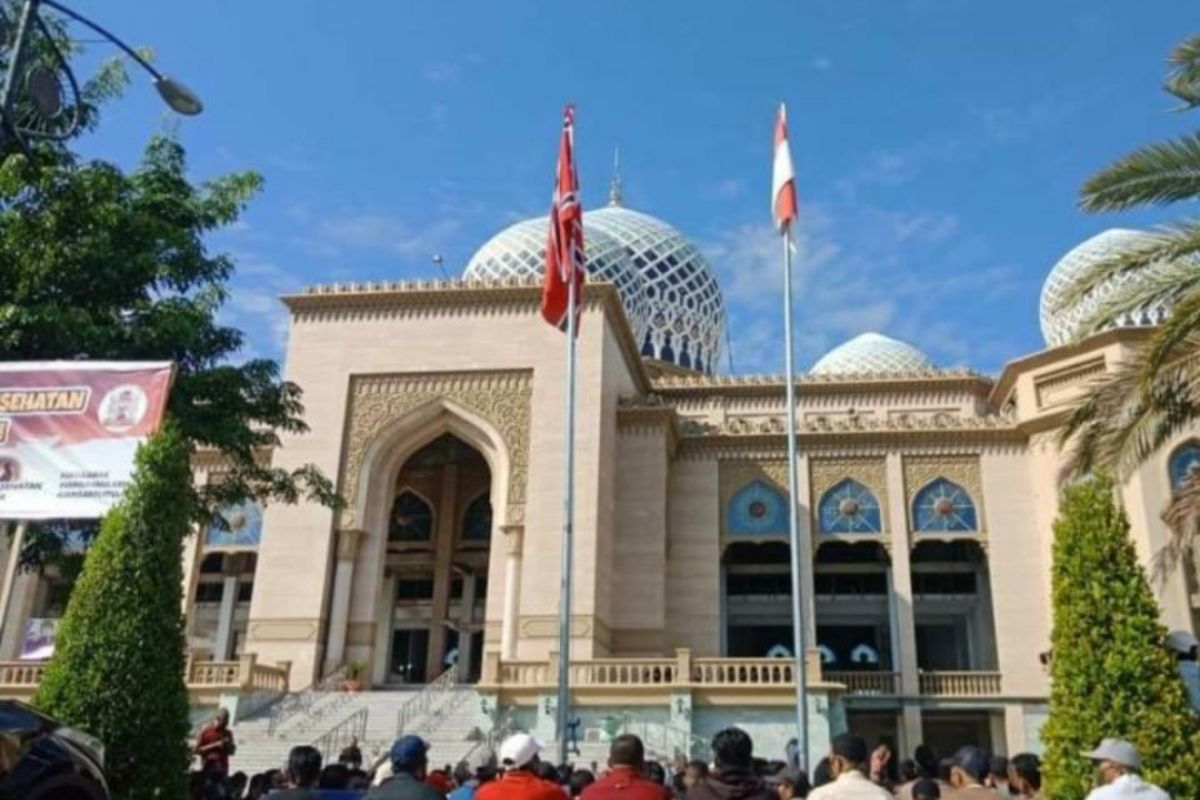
[0,0,201,148]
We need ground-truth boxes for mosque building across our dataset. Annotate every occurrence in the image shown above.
[0,177,1197,766]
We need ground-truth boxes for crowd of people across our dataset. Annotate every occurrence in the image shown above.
[189,710,1172,800]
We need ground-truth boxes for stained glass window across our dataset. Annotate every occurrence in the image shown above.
[205,500,264,548]
[390,491,433,542]
[462,493,492,541]
[913,479,977,532]
[1168,441,1200,491]
[727,480,788,536]
[818,479,882,534]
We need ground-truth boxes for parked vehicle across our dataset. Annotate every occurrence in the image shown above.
[0,700,108,800]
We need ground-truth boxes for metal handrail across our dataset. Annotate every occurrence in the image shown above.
[395,668,457,738]
[312,706,368,763]
[268,664,348,735]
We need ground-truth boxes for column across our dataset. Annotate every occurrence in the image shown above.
[427,463,459,680]
[372,573,396,686]
[500,524,524,659]
[0,523,25,651]
[324,529,364,672]
[885,453,923,747]
[213,574,240,660]
[457,568,477,681]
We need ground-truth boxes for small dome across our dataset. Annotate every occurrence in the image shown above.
[1040,228,1173,347]
[463,217,651,343]
[810,333,935,375]
[586,205,726,374]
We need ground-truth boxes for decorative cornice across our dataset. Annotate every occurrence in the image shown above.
[682,409,1020,438]
[282,277,651,394]
[651,368,995,398]
[615,405,681,459]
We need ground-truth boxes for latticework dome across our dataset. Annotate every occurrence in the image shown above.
[1040,228,1172,347]
[463,217,651,343]
[585,205,726,374]
[810,332,935,375]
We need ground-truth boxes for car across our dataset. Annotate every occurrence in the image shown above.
[0,700,108,800]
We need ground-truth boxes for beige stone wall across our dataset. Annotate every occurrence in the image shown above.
[665,456,722,653]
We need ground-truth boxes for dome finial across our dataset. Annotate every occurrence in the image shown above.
[608,146,623,207]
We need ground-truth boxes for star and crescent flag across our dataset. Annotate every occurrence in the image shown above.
[772,102,798,233]
[540,104,586,333]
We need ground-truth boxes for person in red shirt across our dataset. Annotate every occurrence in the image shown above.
[476,733,563,800]
[581,735,671,800]
[194,708,236,775]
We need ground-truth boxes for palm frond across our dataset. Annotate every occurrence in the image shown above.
[1051,218,1200,316]
[1075,259,1200,336]
[1166,34,1200,109]
[1155,475,1200,582]
[1080,131,1200,212]
[1139,293,1200,380]
[1058,346,1200,483]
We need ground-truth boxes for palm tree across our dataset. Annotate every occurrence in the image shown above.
[1056,34,1200,575]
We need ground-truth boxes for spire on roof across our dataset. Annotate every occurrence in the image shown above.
[608,146,623,206]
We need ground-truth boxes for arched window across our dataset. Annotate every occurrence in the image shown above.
[389,491,433,542]
[462,493,492,542]
[1168,441,1200,491]
[205,500,264,548]
[913,478,978,532]
[818,479,882,534]
[727,480,788,536]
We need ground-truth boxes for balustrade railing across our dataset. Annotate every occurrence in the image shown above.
[919,670,1002,697]
[0,660,46,689]
[395,667,457,737]
[268,664,348,736]
[570,659,677,686]
[312,707,368,763]
[825,671,900,696]
[692,658,794,685]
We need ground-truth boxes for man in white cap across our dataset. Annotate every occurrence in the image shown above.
[1166,629,1200,713]
[1081,739,1170,799]
[476,732,562,800]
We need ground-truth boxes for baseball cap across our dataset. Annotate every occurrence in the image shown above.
[951,746,989,781]
[1166,629,1200,655]
[499,732,543,769]
[1081,738,1141,770]
[390,735,429,769]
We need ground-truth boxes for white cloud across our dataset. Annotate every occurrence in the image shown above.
[316,214,461,257]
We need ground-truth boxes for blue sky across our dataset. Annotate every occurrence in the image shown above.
[71,1,1199,375]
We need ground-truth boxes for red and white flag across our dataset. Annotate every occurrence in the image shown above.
[541,105,586,332]
[772,103,798,233]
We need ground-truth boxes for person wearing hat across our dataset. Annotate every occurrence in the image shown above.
[367,735,444,800]
[580,734,670,800]
[766,765,811,800]
[941,746,992,800]
[1167,629,1200,714]
[1081,739,1170,800]
[806,734,891,800]
[476,732,562,800]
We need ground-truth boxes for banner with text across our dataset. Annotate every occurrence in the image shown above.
[0,362,174,519]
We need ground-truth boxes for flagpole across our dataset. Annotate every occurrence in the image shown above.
[556,261,577,765]
[781,223,809,770]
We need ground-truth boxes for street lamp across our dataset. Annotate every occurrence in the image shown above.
[0,0,202,148]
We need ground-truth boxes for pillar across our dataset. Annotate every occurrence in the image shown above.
[885,453,923,746]
[213,574,240,660]
[0,523,25,653]
[427,462,459,680]
[373,573,396,687]
[324,529,364,672]
[500,524,524,659]
[457,568,477,681]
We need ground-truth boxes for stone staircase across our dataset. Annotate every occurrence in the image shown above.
[228,685,490,775]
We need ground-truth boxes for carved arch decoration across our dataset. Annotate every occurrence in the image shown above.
[337,370,533,529]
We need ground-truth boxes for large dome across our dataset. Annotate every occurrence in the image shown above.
[585,205,726,374]
[464,217,652,343]
[1040,228,1173,347]
[810,332,935,375]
